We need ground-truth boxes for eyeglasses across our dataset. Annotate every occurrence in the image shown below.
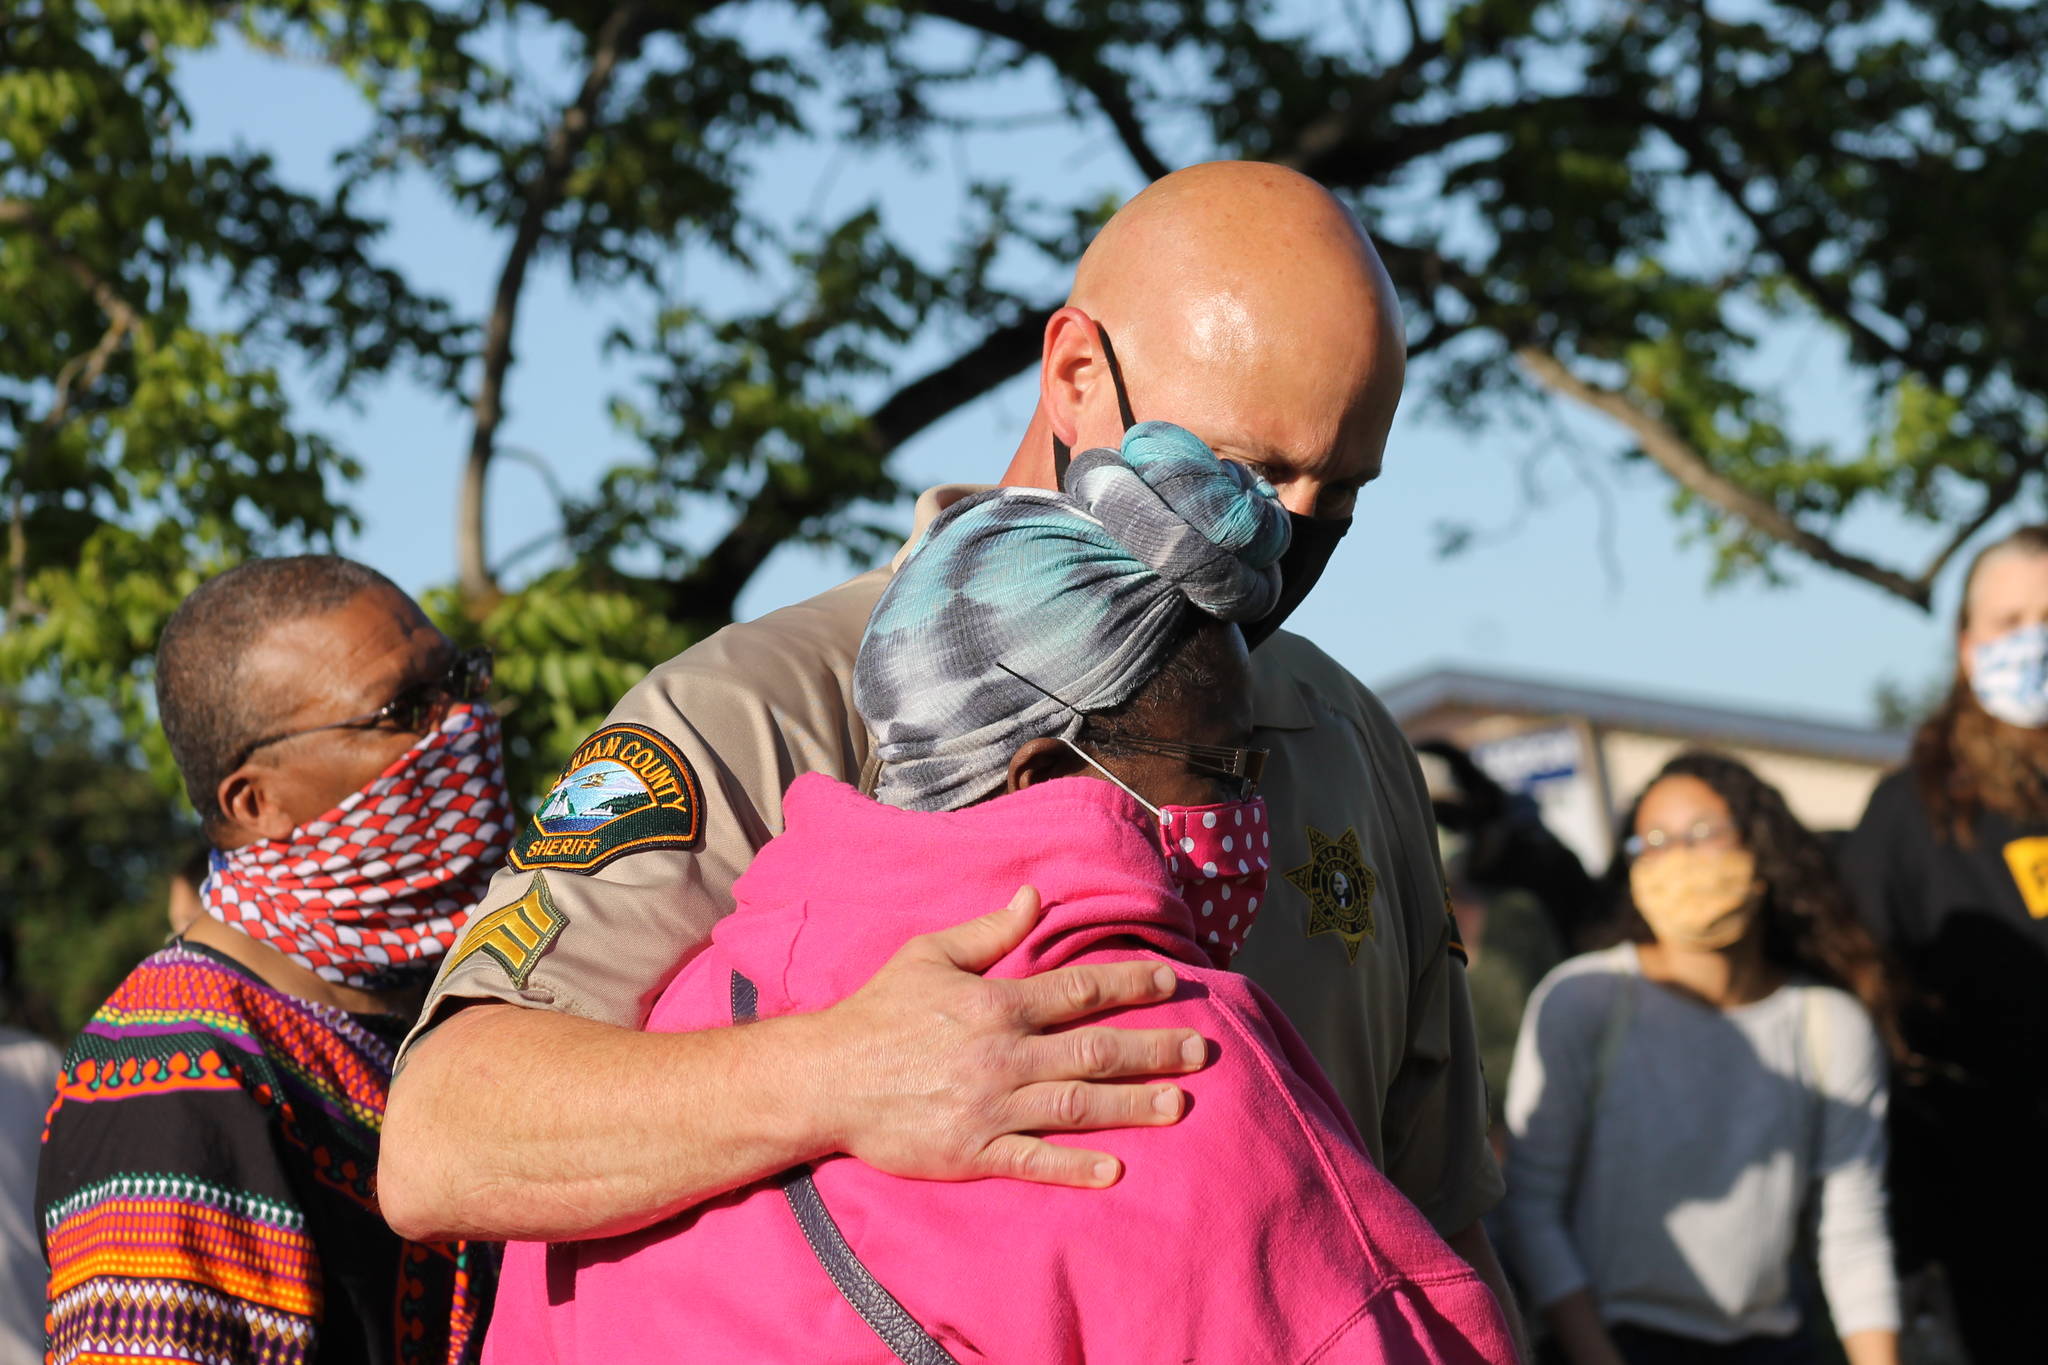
[995,661,1267,800]
[1623,819,1738,860]
[225,646,493,777]
[1089,732,1266,798]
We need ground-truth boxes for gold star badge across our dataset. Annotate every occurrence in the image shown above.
[1287,825,1377,963]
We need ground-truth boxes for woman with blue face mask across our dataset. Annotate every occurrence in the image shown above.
[1839,524,2048,1365]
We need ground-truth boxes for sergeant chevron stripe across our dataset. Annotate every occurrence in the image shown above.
[445,874,567,989]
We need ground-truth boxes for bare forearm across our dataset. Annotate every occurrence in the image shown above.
[381,1003,833,1243]
[1542,1290,1626,1365]
[1841,1329,1900,1365]
[379,892,1204,1244]
[1446,1220,1530,1364]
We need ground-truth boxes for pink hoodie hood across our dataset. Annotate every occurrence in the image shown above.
[486,773,1515,1365]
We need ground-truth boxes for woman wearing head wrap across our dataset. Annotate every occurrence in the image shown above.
[482,424,1516,1365]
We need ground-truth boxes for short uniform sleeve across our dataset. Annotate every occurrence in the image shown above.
[402,572,884,1058]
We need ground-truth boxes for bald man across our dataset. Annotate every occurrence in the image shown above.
[382,162,1520,1348]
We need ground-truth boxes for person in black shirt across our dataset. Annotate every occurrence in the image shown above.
[1840,523,2048,1364]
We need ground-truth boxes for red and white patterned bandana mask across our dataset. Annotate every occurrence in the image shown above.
[202,702,513,987]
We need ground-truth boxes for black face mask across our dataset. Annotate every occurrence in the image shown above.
[1052,324,1351,650]
[1239,510,1351,650]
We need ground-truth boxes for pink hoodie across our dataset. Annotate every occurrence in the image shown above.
[485,774,1515,1364]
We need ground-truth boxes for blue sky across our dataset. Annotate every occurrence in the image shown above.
[173,15,1974,731]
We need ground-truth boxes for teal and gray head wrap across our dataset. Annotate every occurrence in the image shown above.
[854,421,1292,812]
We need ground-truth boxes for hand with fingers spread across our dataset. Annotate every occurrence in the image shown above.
[382,882,1212,1247]
[806,884,1208,1188]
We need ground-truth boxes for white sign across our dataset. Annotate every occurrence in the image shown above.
[1471,725,1614,871]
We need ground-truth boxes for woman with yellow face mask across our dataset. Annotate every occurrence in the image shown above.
[1498,753,1908,1365]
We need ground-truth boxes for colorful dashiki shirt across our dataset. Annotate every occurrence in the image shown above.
[36,941,491,1365]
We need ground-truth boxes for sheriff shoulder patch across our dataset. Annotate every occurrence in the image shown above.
[510,722,705,873]
[448,873,567,989]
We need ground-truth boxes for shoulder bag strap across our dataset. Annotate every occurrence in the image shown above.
[1568,971,1635,1198]
[1589,971,1636,1107]
[1800,985,1835,1165]
[731,970,961,1365]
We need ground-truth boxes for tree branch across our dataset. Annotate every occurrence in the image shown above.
[666,311,1050,622]
[0,202,142,360]
[1,203,143,626]
[1397,0,1424,54]
[1918,462,2036,589]
[6,486,25,630]
[1647,117,1938,384]
[40,309,136,434]
[1515,344,1937,611]
[1405,317,1475,359]
[914,0,1172,180]
[864,313,1048,450]
[459,1,655,614]
[1270,28,1455,178]
[1283,89,1597,188]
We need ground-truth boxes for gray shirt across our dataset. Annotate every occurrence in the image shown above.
[1500,944,1899,1342]
[0,1027,57,1365]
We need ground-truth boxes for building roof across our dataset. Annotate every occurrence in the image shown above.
[1377,665,1910,767]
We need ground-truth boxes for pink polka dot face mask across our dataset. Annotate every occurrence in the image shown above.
[1157,797,1272,968]
[1056,738,1271,967]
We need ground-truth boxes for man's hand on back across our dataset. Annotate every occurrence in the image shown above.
[799,885,1205,1188]
[381,886,1206,1242]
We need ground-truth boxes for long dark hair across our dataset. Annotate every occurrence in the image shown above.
[1912,524,2048,842]
[1609,751,1910,1062]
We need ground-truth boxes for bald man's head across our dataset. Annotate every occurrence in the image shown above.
[1008,162,1406,523]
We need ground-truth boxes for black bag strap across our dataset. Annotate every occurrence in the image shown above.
[730,971,961,1365]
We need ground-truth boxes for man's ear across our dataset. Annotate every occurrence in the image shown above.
[1007,736,1084,794]
[1039,305,1103,452]
[215,763,298,844]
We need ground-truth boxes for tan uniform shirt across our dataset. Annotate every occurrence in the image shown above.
[409,487,1503,1235]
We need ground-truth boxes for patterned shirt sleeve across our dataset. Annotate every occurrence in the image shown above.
[40,1041,324,1364]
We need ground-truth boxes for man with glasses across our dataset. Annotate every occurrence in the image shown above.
[383,161,1523,1355]
[39,555,501,1365]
